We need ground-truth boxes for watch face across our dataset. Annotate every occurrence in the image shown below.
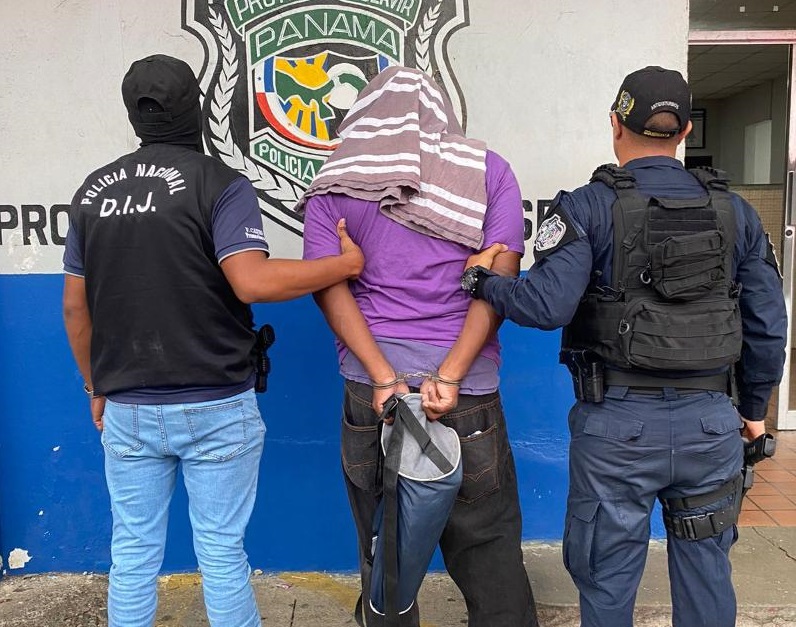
[461,267,478,293]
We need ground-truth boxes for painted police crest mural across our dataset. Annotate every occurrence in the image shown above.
[183,0,470,239]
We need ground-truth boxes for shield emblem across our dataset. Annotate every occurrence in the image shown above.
[183,0,471,240]
[256,52,383,150]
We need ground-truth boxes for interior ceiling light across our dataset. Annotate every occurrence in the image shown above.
[739,5,746,12]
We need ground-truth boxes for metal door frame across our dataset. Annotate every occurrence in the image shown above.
[689,30,796,429]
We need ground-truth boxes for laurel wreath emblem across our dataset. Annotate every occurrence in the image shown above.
[415,0,444,74]
[206,1,450,214]
[207,9,300,207]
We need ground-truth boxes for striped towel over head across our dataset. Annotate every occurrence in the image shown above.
[297,66,488,249]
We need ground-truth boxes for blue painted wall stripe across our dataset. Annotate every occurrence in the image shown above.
[0,273,663,575]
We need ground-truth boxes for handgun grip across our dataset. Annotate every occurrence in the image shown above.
[743,433,776,466]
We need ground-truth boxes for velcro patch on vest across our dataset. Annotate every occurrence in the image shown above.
[533,205,579,261]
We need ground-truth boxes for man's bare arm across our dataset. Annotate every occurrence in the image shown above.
[222,219,364,304]
[422,248,520,418]
[63,274,105,430]
[313,282,408,413]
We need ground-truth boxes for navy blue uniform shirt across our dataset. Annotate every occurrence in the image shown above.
[481,156,787,420]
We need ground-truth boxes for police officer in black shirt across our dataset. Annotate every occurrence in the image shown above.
[63,55,363,627]
[459,67,787,627]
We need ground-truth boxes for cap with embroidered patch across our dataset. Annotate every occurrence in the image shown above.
[611,66,691,139]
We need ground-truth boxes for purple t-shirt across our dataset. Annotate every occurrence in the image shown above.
[302,150,525,393]
[63,176,269,403]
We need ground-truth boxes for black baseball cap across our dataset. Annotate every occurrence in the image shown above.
[121,54,200,122]
[611,66,691,139]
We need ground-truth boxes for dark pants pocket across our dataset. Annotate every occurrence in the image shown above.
[342,381,380,492]
[439,395,503,505]
[563,498,600,586]
[457,427,499,504]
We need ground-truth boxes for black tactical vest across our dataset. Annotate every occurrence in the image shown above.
[562,165,742,371]
[71,143,257,395]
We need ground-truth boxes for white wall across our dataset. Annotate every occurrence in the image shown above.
[744,119,773,184]
[449,1,689,215]
[0,0,690,274]
[0,2,204,273]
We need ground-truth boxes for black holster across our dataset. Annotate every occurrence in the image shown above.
[661,433,777,541]
[254,324,275,393]
[559,349,605,403]
[741,433,776,493]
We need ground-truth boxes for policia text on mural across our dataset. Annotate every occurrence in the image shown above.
[0,200,555,249]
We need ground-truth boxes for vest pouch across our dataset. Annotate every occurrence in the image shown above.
[618,297,742,370]
[648,230,725,301]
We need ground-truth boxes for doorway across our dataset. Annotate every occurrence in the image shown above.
[688,30,796,431]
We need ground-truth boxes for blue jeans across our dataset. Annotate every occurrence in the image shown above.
[101,388,265,627]
[564,387,743,627]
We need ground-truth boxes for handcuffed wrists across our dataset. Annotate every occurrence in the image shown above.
[370,372,464,389]
[371,377,402,390]
[432,373,462,387]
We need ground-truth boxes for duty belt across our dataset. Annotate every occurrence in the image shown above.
[604,369,729,393]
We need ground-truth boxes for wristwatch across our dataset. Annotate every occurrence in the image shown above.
[460,265,495,299]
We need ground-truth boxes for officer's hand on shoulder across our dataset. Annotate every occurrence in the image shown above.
[465,243,508,271]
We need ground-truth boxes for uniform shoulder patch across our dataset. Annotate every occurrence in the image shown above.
[535,215,567,250]
[533,203,579,262]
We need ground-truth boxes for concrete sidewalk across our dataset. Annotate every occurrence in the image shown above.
[1,527,794,626]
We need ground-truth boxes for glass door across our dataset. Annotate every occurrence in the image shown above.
[688,28,796,429]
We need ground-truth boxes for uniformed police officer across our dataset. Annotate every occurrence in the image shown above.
[459,66,787,627]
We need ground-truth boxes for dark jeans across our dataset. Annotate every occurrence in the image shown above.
[342,380,538,627]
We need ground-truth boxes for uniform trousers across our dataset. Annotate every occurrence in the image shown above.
[564,386,743,627]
